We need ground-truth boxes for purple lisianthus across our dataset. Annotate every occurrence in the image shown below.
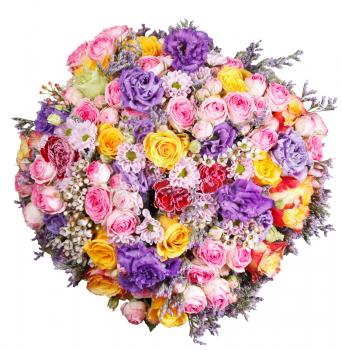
[35,102,69,134]
[201,122,237,158]
[129,118,155,143]
[164,258,182,278]
[117,243,166,293]
[163,28,213,72]
[216,179,273,222]
[271,129,312,181]
[43,213,67,236]
[119,67,164,113]
[256,210,273,239]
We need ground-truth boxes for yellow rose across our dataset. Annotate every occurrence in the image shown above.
[283,204,310,231]
[84,239,117,270]
[157,216,190,259]
[137,36,162,56]
[143,130,186,170]
[288,95,304,117]
[217,66,250,93]
[86,271,121,297]
[16,134,30,164]
[97,123,124,159]
[253,151,282,186]
[147,298,187,327]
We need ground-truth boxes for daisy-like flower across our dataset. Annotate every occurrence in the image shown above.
[169,157,200,190]
[190,66,212,86]
[227,157,254,180]
[162,70,193,97]
[135,209,164,244]
[57,118,97,152]
[116,143,146,173]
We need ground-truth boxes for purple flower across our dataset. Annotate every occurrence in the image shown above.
[215,179,273,222]
[164,258,182,278]
[35,102,69,134]
[129,118,155,143]
[271,129,312,180]
[256,210,273,238]
[43,213,67,236]
[117,243,166,293]
[201,122,237,158]
[119,67,164,112]
[163,28,213,72]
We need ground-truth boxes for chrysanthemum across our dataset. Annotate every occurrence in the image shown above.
[116,143,146,173]
[135,209,164,244]
[190,66,212,86]
[57,118,97,152]
[162,70,193,97]
[169,157,200,190]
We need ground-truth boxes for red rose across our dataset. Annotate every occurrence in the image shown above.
[199,163,227,194]
[41,136,76,179]
[153,180,191,214]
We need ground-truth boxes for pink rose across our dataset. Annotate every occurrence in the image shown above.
[192,120,213,140]
[86,161,111,186]
[203,278,236,310]
[249,127,278,151]
[224,92,255,126]
[63,86,83,106]
[253,96,273,121]
[246,73,267,96]
[307,135,323,161]
[30,155,57,184]
[186,260,217,286]
[73,99,99,123]
[121,300,146,325]
[122,108,147,118]
[85,186,112,224]
[100,25,129,41]
[224,57,243,68]
[108,174,127,190]
[265,82,290,112]
[167,96,195,131]
[137,56,165,76]
[99,107,119,125]
[295,112,328,138]
[94,95,106,109]
[200,97,228,126]
[197,240,226,268]
[112,189,142,215]
[31,185,66,214]
[67,42,88,68]
[15,171,33,197]
[205,78,222,95]
[226,245,252,273]
[23,202,44,230]
[105,79,121,108]
[106,209,140,237]
[183,285,207,314]
[87,34,114,62]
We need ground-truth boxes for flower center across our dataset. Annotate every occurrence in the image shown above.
[178,168,188,178]
[126,150,137,161]
[172,82,181,89]
[82,134,90,142]
[236,163,245,175]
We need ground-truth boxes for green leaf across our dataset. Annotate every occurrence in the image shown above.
[144,319,157,332]
[107,296,119,311]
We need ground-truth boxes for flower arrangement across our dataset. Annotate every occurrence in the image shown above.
[14,20,336,343]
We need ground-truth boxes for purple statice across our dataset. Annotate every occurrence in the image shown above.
[164,258,182,278]
[163,28,213,72]
[216,179,273,223]
[43,213,68,236]
[201,122,237,159]
[271,129,312,181]
[130,118,155,143]
[117,242,166,293]
[119,67,164,112]
[35,102,69,134]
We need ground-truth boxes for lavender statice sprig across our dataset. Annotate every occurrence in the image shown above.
[13,117,35,135]
[235,40,263,69]
[301,81,337,112]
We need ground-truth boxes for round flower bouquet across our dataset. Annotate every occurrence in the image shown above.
[14,21,336,343]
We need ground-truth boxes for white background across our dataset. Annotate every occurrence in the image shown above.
[0,0,341,349]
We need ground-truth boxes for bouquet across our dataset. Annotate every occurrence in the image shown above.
[14,21,336,343]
